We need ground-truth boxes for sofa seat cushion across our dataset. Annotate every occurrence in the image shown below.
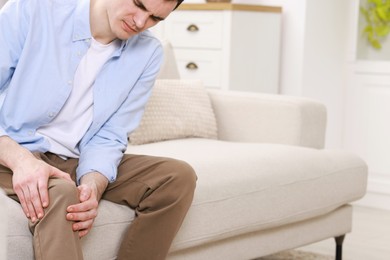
[125,138,367,251]
[0,189,7,260]
[5,195,135,260]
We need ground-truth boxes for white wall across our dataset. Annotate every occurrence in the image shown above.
[301,0,349,149]
[247,0,390,210]
[234,0,348,149]
[343,0,390,211]
[234,0,307,96]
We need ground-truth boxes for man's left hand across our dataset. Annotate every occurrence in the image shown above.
[66,172,108,238]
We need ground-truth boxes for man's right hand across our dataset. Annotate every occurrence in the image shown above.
[0,136,73,222]
[12,155,73,222]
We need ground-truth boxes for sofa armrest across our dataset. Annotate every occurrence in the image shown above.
[0,189,7,260]
[208,90,327,149]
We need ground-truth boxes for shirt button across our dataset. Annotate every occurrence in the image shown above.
[48,112,55,118]
[67,80,72,85]
[28,131,34,136]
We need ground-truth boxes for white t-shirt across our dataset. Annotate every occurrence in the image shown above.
[37,38,121,158]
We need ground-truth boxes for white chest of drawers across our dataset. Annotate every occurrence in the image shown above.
[154,3,282,93]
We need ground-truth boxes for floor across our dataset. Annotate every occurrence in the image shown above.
[298,206,390,260]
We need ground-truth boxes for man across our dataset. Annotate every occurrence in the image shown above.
[0,0,197,259]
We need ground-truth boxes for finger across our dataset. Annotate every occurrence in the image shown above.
[72,218,94,232]
[67,201,84,213]
[14,187,30,219]
[50,167,73,182]
[67,198,98,215]
[22,188,38,222]
[79,229,90,238]
[37,179,49,208]
[77,185,91,202]
[28,184,45,220]
[67,186,97,213]
[67,207,97,222]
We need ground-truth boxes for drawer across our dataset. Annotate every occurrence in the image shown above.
[174,49,223,88]
[164,11,223,49]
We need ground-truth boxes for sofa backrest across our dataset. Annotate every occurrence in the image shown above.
[156,39,180,80]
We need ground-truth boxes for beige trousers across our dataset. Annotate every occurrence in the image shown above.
[0,152,197,260]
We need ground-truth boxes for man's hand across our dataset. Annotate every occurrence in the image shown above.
[12,156,73,222]
[66,172,108,238]
[0,136,73,222]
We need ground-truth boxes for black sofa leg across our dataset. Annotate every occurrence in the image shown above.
[334,235,345,260]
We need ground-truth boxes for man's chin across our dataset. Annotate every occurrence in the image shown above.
[117,30,139,41]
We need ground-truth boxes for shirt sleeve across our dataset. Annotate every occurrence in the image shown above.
[0,0,30,90]
[76,43,164,184]
[0,0,30,136]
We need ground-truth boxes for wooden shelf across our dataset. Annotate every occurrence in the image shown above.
[178,3,282,13]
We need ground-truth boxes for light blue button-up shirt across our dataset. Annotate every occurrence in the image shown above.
[0,0,163,183]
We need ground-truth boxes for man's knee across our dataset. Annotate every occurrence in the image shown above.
[159,158,197,198]
[47,178,78,206]
[29,179,78,233]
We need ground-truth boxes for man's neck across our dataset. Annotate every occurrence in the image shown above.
[89,0,116,44]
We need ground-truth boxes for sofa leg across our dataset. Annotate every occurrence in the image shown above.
[334,235,345,260]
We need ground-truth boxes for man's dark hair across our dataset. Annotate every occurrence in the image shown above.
[174,0,184,10]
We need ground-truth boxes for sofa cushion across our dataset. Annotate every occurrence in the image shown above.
[129,79,218,145]
[126,139,368,251]
[81,201,135,259]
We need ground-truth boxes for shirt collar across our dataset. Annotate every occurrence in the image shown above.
[73,0,92,41]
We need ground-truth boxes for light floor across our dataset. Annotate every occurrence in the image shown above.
[299,206,390,260]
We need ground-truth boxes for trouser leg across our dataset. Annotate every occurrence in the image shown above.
[0,152,197,260]
[0,154,83,260]
[102,154,197,260]
[29,178,83,260]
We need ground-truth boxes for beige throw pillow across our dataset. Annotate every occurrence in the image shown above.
[129,79,218,145]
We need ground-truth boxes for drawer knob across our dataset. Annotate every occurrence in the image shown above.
[186,62,198,70]
[187,24,199,32]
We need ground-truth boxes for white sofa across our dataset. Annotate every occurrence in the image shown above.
[2,87,368,259]
[0,2,367,256]
[0,189,6,260]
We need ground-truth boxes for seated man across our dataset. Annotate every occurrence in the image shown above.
[0,0,196,259]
